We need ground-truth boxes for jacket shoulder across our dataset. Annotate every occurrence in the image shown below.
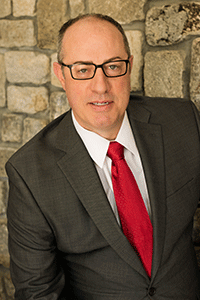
[6,110,70,168]
[129,95,199,121]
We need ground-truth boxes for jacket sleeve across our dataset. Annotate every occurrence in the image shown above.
[6,161,66,299]
[190,101,200,205]
[191,101,200,137]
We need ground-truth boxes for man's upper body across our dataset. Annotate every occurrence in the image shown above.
[6,96,200,299]
[6,14,200,299]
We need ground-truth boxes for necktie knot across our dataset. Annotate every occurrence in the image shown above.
[107,142,124,162]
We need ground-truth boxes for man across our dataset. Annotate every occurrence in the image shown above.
[6,13,200,299]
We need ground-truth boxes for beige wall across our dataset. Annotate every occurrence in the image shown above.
[0,0,200,298]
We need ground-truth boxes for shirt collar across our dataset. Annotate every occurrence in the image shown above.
[72,111,138,168]
[116,112,138,157]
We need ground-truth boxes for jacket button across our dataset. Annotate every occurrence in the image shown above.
[148,287,156,296]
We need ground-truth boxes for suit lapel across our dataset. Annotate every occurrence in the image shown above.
[55,105,166,280]
[128,102,166,280]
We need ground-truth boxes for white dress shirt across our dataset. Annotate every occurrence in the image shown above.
[72,111,151,225]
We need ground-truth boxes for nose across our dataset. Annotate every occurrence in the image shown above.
[90,67,110,94]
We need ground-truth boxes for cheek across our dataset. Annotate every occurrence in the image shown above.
[65,80,88,99]
[114,75,131,92]
[64,84,83,106]
[115,80,131,103]
[67,98,81,113]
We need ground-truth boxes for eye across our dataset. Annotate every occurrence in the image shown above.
[108,64,118,70]
[75,64,94,75]
[78,68,88,74]
[76,65,90,73]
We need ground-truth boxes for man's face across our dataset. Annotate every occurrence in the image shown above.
[54,17,133,140]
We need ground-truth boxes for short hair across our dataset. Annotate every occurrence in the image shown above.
[57,13,131,63]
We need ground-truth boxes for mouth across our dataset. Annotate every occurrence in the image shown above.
[92,102,109,106]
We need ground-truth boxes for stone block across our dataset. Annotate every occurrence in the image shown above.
[0,54,6,108]
[190,38,200,110]
[51,53,62,88]
[182,3,200,35]
[3,270,15,298]
[69,0,85,18]
[89,0,147,23]
[5,51,50,84]
[7,86,49,114]
[0,20,36,47]
[146,4,187,46]
[13,0,36,17]
[0,290,7,300]
[0,267,14,299]
[0,0,11,18]
[0,224,9,268]
[50,92,70,120]
[144,51,184,98]
[23,118,49,144]
[0,148,16,178]
[0,289,7,300]
[146,3,200,47]
[37,0,68,49]
[0,180,8,216]
[1,114,23,143]
[125,30,144,92]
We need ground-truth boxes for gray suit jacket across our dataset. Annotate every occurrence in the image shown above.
[6,96,200,299]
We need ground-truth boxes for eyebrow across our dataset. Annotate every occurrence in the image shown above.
[72,56,124,65]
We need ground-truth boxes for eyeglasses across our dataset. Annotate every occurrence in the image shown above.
[59,59,130,80]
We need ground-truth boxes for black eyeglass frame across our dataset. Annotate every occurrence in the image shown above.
[59,58,130,80]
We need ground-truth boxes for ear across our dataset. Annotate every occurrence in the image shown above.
[129,55,133,74]
[53,62,66,91]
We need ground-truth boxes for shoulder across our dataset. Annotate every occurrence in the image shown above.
[129,94,193,109]
[6,110,71,169]
[128,94,199,122]
[128,95,200,140]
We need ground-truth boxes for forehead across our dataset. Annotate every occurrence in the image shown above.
[61,18,127,62]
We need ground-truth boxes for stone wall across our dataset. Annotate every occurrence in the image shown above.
[0,0,200,298]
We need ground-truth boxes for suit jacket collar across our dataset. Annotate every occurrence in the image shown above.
[55,99,166,281]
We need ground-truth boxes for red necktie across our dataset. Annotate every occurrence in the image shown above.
[107,142,153,277]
